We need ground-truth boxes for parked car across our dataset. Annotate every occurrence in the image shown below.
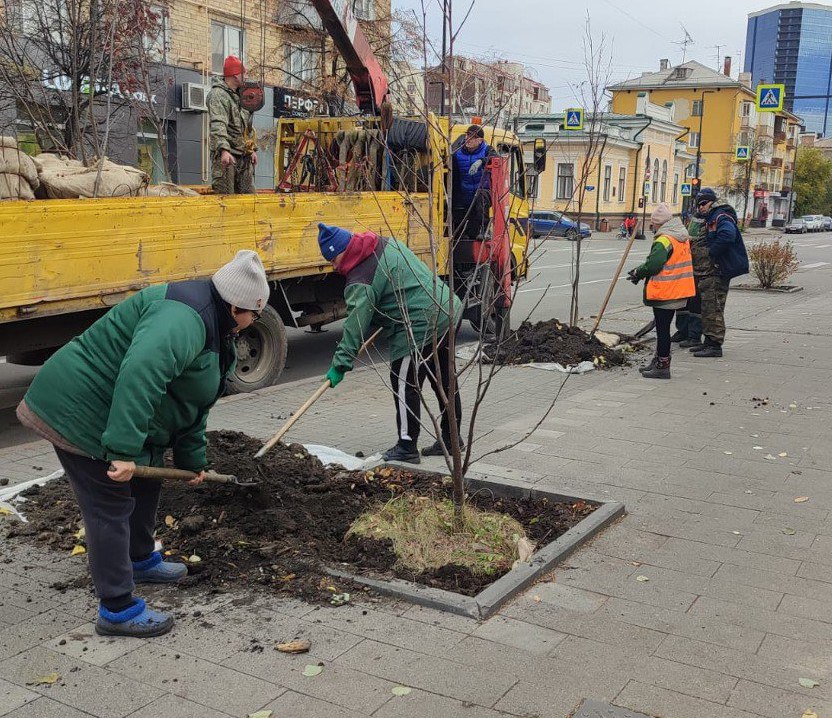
[822,216,832,231]
[529,210,592,240]
[799,215,825,232]
[785,218,808,234]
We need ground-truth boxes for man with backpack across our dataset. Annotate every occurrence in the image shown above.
[688,188,749,358]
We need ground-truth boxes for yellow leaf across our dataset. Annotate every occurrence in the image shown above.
[533,595,542,602]
[636,575,650,582]
[188,554,201,563]
[164,515,175,527]
[164,549,175,556]
[276,639,311,654]
[74,527,85,540]
[802,711,818,718]
[248,711,273,718]
[391,686,412,696]
[0,506,12,516]
[794,496,810,504]
[70,545,86,556]
[31,672,60,686]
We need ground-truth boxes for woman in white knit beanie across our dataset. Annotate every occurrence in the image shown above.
[17,249,269,638]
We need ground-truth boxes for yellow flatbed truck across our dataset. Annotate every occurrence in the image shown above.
[0,115,530,392]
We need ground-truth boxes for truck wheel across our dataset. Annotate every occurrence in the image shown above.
[468,264,511,342]
[226,305,288,394]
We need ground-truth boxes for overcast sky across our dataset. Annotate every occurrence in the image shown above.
[392,0,782,108]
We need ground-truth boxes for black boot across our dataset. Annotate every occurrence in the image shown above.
[382,442,421,464]
[642,356,671,379]
[421,438,465,457]
[693,344,723,358]
[679,337,702,348]
[639,355,658,374]
[670,331,685,343]
[687,342,706,352]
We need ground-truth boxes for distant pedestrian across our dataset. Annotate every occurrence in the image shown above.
[627,203,695,380]
[17,251,270,637]
[624,213,637,238]
[686,188,749,358]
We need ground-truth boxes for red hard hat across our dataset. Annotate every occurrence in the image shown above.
[223,55,245,77]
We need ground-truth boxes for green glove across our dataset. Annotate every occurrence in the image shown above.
[326,367,344,388]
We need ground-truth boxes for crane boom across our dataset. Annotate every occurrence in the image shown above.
[309,0,390,113]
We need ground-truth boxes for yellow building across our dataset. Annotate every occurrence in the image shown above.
[516,95,694,232]
[609,60,802,225]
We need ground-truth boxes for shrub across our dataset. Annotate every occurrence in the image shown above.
[748,239,799,288]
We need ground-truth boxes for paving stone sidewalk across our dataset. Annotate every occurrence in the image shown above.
[2,274,832,718]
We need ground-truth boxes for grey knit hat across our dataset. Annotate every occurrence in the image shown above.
[211,250,270,311]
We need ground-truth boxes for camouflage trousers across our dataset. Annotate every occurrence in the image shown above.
[211,152,254,195]
[699,275,730,345]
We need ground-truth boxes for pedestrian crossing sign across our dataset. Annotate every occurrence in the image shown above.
[680,183,692,196]
[643,181,651,197]
[756,84,785,112]
[735,146,750,161]
[564,108,584,131]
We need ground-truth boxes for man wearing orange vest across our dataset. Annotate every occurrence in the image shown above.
[627,203,696,380]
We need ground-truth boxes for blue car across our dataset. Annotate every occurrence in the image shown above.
[529,210,592,240]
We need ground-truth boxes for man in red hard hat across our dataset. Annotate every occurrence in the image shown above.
[207,55,258,194]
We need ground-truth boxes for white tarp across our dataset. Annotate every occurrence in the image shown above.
[456,344,596,375]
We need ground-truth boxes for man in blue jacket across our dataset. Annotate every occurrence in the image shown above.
[690,188,749,358]
[451,124,495,241]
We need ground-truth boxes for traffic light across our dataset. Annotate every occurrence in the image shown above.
[691,177,701,190]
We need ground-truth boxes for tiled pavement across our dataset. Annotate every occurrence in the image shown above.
[2,271,832,718]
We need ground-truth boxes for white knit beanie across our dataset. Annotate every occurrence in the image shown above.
[211,250,270,311]
[650,203,673,228]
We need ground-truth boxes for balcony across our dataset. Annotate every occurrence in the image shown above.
[758,125,774,138]
[786,139,796,150]
[771,157,783,168]
[276,0,323,30]
[756,183,771,192]
[774,131,787,144]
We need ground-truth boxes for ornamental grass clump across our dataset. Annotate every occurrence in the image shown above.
[749,239,799,288]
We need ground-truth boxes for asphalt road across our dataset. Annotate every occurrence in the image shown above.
[1,230,829,449]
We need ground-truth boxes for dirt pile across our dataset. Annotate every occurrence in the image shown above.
[6,431,596,600]
[490,319,628,368]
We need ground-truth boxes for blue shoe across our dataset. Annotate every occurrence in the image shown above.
[95,598,174,637]
[132,551,187,584]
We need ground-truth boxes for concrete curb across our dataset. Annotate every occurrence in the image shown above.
[326,470,625,620]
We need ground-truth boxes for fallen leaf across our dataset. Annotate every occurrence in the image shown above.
[789,403,798,409]
[248,711,273,718]
[164,549,175,556]
[30,672,60,686]
[745,490,753,494]
[753,446,764,451]
[732,531,742,535]
[803,710,818,718]
[73,527,85,540]
[779,452,788,458]
[764,454,777,461]
[516,536,535,563]
[630,561,642,567]
[799,678,820,689]
[391,686,412,696]
[164,515,175,527]
[794,497,810,504]
[330,592,350,606]
[636,575,650,582]
[70,545,86,556]
[782,528,796,535]
[533,595,542,602]
[276,639,311,654]
[188,554,201,563]
[0,506,12,516]
[302,664,323,677]
[724,451,733,455]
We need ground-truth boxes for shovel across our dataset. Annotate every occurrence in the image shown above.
[130,465,259,487]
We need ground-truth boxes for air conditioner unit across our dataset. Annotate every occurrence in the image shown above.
[181,82,209,112]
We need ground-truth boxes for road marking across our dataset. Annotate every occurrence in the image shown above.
[799,262,830,270]
[815,244,832,248]
[518,277,625,294]
[533,259,622,270]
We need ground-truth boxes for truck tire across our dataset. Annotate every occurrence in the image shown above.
[468,264,511,342]
[226,304,288,394]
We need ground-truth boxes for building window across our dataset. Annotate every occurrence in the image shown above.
[660,160,668,203]
[353,0,375,20]
[689,132,700,149]
[692,100,703,117]
[137,119,168,184]
[741,101,752,117]
[143,5,169,62]
[284,44,317,89]
[618,166,626,202]
[211,22,244,75]
[603,165,612,202]
[652,159,659,203]
[555,163,574,200]
[672,172,679,204]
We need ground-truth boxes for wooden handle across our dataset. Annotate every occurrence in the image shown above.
[590,233,638,336]
[131,466,236,483]
[254,327,383,459]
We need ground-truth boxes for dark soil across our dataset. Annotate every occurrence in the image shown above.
[6,431,597,602]
[490,319,628,367]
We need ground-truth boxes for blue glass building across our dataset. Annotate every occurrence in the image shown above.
[745,2,832,135]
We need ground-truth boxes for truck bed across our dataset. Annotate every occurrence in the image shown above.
[0,192,436,323]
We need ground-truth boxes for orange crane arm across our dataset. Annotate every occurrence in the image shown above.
[310,0,390,114]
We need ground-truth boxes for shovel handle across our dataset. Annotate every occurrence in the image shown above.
[130,466,237,484]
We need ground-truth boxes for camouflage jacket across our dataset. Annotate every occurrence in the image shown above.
[687,216,716,277]
[207,81,255,155]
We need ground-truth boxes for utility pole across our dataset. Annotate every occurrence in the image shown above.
[440,0,448,116]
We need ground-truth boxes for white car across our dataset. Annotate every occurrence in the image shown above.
[800,215,825,232]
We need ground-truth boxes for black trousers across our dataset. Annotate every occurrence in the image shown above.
[54,447,162,609]
[453,192,490,242]
[389,334,462,449]
[653,307,676,358]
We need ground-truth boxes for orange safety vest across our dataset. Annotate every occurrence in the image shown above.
[645,234,696,301]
